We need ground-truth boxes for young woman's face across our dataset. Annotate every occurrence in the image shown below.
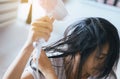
[84,43,109,77]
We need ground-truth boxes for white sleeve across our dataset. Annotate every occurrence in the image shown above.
[24,66,38,79]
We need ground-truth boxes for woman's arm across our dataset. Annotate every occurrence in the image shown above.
[3,16,57,79]
[2,41,34,79]
[20,50,58,79]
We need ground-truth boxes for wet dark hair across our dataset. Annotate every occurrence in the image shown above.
[35,17,120,79]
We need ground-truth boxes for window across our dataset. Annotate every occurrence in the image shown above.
[97,0,120,8]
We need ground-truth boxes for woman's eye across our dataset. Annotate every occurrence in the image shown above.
[96,56,105,60]
[97,57,104,59]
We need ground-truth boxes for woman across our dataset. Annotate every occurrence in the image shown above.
[3,16,120,79]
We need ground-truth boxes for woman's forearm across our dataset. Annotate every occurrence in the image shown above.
[3,43,34,79]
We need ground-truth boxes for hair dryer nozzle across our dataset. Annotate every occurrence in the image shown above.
[38,0,68,20]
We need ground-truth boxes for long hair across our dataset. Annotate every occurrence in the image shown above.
[43,17,120,79]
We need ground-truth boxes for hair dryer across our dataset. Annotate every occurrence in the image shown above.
[32,0,68,78]
[38,0,68,20]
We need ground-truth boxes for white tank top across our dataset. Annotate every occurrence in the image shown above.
[24,58,66,79]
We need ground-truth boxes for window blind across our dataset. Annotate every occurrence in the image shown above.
[0,0,19,27]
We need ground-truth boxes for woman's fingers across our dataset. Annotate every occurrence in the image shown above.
[29,16,54,42]
[31,26,51,36]
[31,21,53,32]
[50,17,55,23]
[36,16,54,24]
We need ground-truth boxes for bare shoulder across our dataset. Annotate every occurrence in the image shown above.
[21,70,34,79]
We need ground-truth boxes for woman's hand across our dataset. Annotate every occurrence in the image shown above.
[27,16,54,45]
[30,16,57,79]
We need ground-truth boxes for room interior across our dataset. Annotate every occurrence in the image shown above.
[0,0,120,78]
